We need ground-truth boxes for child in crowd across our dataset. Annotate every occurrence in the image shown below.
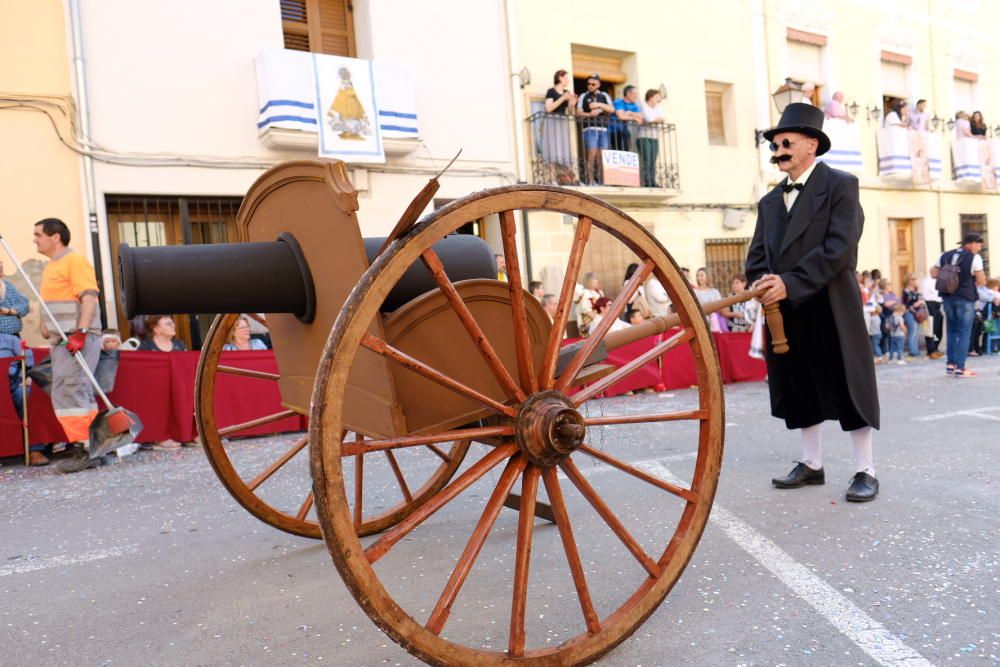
[889,303,907,364]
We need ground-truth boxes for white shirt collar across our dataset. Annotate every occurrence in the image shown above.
[787,160,818,188]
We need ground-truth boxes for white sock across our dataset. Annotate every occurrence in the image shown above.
[800,424,822,470]
[850,427,875,476]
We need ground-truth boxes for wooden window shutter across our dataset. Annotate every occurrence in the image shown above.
[705,90,725,143]
[281,0,356,57]
[309,0,356,57]
[281,0,310,51]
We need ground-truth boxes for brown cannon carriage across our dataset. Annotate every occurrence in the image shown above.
[119,159,783,665]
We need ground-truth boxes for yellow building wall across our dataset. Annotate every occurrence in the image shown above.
[515,0,1000,292]
[0,0,84,345]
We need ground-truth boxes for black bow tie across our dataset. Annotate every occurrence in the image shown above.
[781,182,804,193]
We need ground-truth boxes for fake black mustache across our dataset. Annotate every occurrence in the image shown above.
[770,154,793,164]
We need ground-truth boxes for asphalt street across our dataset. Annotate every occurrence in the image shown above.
[1,354,997,666]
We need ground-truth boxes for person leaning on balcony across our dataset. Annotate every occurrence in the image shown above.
[909,99,928,131]
[576,73,614,185]
[883,100,907,128]
[953,111,973,138]
[970,111,988,138]
[541,69,577,183]
[746,102,880,502]
[610,85,643,152]
[638,89,665,186]
[822,91,852,123]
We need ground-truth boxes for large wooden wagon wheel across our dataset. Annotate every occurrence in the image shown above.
[195,313,471,539]
[311,186,725,665]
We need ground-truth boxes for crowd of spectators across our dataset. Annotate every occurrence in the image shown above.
[541,70,666,187]
[859,234,999,376]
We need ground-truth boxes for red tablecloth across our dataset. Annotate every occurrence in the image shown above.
[565,331,767,398]
[2,335,765,457]
[0,350,305,456]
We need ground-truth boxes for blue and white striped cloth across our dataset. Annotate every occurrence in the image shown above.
[255,48,419,140]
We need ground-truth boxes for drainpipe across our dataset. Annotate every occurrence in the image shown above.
[751,0,774,191]
[68,0,108,328]
[501,0,534,281]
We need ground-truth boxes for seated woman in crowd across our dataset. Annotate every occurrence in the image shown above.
[138,315,186,352]
[223,316,268,351]
[589,297,630,334]
[135,315,189,450]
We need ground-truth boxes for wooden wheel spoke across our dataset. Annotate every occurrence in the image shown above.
[572,328,694,405]
[540,467,601,635]
[425,443,452,462]
[384,450,413,503]
[555,258,654,392]
[541,216,592,388]
[216,365,280,382]
[420,249,526,402]
[361,333,516,418]
[296,492,314,521]
[365,444,518,564]
[246,435,308,492]
[218,409,298,437]
[583,408,708,426]
[509,465,540,657]
[342,425,513,456]
[499,210,538,394]
[578,445,698,502]
[353,450,364,527]
[426,455,528,635]
[560,459,662,578]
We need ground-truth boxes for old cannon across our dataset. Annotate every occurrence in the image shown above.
[119,159,782,665]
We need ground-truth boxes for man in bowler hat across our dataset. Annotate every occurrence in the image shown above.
[745,103,880,501]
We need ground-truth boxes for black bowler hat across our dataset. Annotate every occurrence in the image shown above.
[763,102,831,156]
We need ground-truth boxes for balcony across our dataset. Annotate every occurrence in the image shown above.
[525,112,679,202]
[255,48,420,159]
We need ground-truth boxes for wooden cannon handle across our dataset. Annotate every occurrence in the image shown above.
[602,287,789,355]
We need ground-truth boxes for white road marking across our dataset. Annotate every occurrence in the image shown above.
[0,545,138,577]
[914,406,1000,422]
[637,461,933,667]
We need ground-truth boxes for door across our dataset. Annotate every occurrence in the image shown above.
[889,218,915,289]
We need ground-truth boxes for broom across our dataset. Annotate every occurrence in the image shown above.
[0,234,134,437]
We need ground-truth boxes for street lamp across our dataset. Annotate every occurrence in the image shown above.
[770,77,802,114]
[947,118,955,131]
[658,83,668,99]
[513,66,531,89]
[930,114,942,131]
[848,100,860,119]
[867,105,882,124]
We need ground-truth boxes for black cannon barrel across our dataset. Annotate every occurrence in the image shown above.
[119,232,316,323]
[363,234,497,312]
[119,232,497,319]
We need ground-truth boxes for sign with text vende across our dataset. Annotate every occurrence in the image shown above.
[601,149,640,186]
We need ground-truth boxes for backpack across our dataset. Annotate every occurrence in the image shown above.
[935,251,962,295]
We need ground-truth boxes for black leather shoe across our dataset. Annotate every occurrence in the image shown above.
[845,472,879,502]
[772,462,825,488]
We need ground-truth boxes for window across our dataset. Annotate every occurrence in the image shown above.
[786,29,825,106]
[960,213,989,274]
[704,237,752,291]
[106,195,242,349]
[281,0,355,57]
[953,69,978,114]
[704,81,733,146]
[880,51,911,107]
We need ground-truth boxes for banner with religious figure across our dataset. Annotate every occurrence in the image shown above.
[313,54,385,164]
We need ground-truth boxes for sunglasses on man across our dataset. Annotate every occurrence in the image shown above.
[769,138,798,152]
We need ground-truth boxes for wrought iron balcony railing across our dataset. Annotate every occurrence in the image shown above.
[525,112,679,190]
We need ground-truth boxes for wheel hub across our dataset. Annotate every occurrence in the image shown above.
[515,390,586,467]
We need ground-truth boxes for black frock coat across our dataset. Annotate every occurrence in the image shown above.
[745,161,880,430]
